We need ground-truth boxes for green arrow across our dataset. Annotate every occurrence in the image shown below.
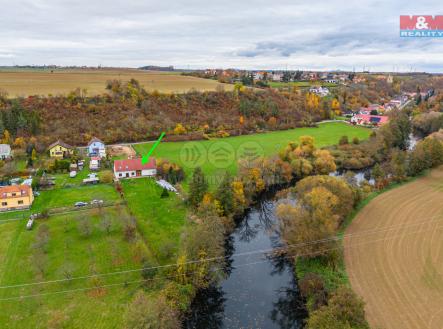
[142,132,165,164]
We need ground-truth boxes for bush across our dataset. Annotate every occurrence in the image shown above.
[99,170,114,184]
[125,291,181,329]
[307,286,369,329]
[339,136,349,145]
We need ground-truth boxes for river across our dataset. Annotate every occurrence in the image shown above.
[183,195,307,329]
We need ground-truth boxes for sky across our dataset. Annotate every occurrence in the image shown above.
[1,0,443,72]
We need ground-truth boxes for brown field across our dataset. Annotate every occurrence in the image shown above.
[344,166,443,329]
[0,68,233,97]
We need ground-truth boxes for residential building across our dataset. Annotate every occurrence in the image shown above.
[351,114,389,127]
[0,144,12,160]
[88,137,106,158]
[309,86,330,97]
[114,158,157,179]
[48,140,75,158]
[0,185,34,211]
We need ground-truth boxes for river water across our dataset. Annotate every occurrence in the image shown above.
[184,196,307,329]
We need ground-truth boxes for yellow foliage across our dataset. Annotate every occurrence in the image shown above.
[173,123,187,135]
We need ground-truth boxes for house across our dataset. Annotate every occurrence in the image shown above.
[0,185,34,212]
[309,86,330,97]
[48,140,74,158]
[0,144,12,160]
[351,114,389,127]
[113,158,157,179]
[89,157,101,171]
[88,137,106,158]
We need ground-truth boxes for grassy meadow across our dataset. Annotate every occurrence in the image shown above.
[0,68,234,97]
[0,177,187,328]
[134,122,371,185]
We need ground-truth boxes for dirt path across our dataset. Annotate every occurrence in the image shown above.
[344,166,443,329]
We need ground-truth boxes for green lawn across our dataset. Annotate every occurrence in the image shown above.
[0,206,164,329]
[134,122,371,184]
[121,178,187,264]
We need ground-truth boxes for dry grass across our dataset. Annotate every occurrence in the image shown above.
[344,166,443,329]
[0,68,233,97]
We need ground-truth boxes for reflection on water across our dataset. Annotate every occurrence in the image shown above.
[184,199,307,329]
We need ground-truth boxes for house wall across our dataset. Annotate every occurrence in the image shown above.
[88,142,105,155]
[142,169,157,176]
[50,145,73,158]
[114,169,157,179]
[0,193,34,212]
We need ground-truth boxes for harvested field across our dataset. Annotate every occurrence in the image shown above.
[344,166,443,329]
[0,68,233,97]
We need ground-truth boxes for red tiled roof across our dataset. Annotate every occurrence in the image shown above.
[354,114,389,124]
[0,185,32,199]
[114,158,156,172]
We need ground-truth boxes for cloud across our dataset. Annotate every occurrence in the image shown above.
[0,0,442,71]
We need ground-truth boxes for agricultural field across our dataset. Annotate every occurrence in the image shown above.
[134,122,371,184]
[344,166,443,329]
[0,177,187,328]
[0,68,234,97]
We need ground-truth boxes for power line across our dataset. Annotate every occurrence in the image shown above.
[1,224,441,302]
[0,214,441,291]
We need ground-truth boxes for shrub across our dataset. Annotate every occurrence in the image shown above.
[99,170,114,184]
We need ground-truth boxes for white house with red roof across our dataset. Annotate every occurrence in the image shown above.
[113,158,157,179]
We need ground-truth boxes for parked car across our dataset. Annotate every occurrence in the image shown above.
[69,171,77,178]
[91,199,104,205]
[74,201,88,207]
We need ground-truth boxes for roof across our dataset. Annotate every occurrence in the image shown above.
[114,158,156,172]
[48,140,74,150]
[0,185,32,199]
[0,144,11,154]
[354,114,389,124]
[88,137,104,146]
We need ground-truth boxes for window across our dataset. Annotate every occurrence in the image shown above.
[132,172,135,175]
[12,193,16,197]
[18,200,23,205]
[119,173,122,177]
[2,202,7,206]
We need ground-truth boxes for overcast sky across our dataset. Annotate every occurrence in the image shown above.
[1,0,443,72]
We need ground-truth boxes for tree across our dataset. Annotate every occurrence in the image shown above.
[78,218,92,238]
[99,215,113,234]
[331,98,341,115]
[339,136,349,145]
[188,167,208,207]
[215,173,234,215]
[99,171,114,184]
[2,129,11,144]
[306,286,369,329]
[313,150,337,175]
[173,123,186,135]
[125,291,182,329]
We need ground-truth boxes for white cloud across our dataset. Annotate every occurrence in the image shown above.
[0,0,442,71]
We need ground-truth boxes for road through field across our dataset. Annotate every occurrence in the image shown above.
[344,166,443,329]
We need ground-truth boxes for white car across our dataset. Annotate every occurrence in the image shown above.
[69,171,77,178]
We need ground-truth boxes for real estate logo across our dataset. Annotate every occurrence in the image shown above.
[400,15,443,37]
